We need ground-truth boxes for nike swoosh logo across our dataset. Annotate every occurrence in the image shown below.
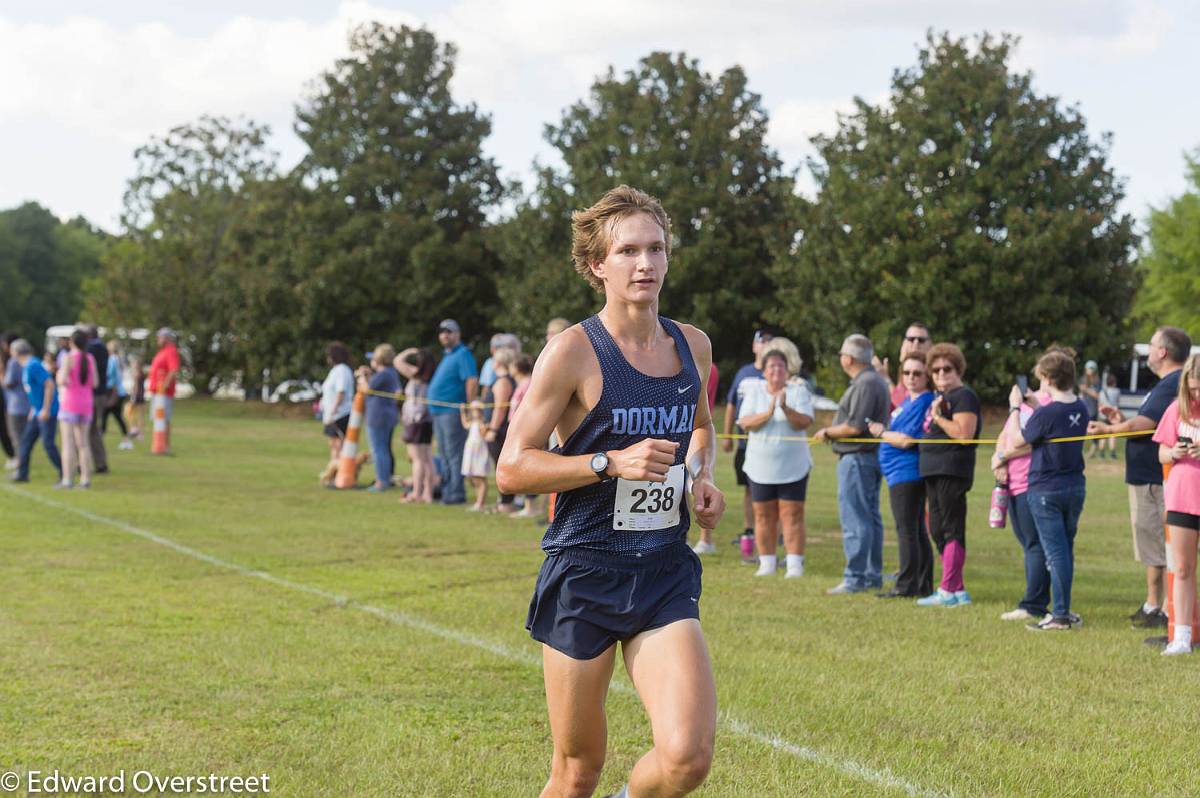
[677,385,692,394]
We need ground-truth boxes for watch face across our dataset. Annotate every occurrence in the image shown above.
[591,453,608,472]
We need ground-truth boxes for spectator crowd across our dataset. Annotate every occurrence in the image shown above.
[2,325,182,488]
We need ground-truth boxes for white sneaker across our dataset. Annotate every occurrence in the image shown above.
[1000,608,1037,621]
[692,541,717,555]
[118,440,134,450]
[785,566,804,579]
[4,457,17,471]
[1162,640,1193,656]
[755,562,777,577]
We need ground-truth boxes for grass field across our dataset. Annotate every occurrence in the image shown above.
[2,399,1199,797]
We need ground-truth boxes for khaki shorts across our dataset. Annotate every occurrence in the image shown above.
[1129,484,1166,567]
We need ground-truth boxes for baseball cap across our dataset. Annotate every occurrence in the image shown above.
[1085,360,1098,371]
[753,329,773,343]
[156,327,177,340]
[438,319,461,334]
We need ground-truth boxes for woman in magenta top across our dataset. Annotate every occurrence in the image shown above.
[1154,354,1200,656]
[56,329,97,489]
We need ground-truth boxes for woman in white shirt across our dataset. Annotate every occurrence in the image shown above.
[320,342,356,475]
[737,338,815,577]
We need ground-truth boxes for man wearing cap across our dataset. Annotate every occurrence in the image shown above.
[429,319,478,505]
[148,328,181,455]
[717,328,772,558]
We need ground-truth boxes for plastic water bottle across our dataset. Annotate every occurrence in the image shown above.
[740,532,755,561]
[989,482,1009,529]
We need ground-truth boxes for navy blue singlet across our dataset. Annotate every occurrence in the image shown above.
[541,314,700,556]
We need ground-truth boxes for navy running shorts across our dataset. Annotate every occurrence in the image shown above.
[526,541,702,660]
[748,474,809,503]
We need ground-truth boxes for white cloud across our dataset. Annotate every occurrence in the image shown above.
[0,0,1185,228]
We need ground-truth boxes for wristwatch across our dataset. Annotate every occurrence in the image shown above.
[590,452,613,482]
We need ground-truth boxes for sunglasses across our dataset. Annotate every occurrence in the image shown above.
[905,335,929,343]
[931,365,955,375]
[902,369,926,377]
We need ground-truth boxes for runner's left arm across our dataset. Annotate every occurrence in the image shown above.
[681,326,725,531]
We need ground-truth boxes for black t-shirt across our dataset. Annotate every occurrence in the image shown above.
[1024,398,1088,492]
[1126,369,1181,486]
[919,385,981,482]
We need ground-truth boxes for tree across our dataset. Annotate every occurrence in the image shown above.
[1133,149,1200,339]
[493,52,796,370]
[287,23,504,359]
[771,32,1139,398]
[0,203,105,344]
[85,115,278,391]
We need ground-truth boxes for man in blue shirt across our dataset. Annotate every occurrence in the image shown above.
[716,329,771,557]
[428,319,478,504]
[10,339,61,484]
[1090,326,1190,631]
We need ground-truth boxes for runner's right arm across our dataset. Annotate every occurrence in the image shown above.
[496,331,677,495]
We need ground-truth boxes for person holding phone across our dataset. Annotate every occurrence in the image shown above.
[916,343,981,607]
[1008,349,1090,631]
[1154,354,1200,655]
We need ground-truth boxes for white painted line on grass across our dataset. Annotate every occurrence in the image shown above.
[4,485,949,798]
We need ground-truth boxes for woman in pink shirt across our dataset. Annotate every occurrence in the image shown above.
[56,329,97,489]
[992,366,1055,622]
[1155,355,1200,655]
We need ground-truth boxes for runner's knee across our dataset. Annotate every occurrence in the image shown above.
[656,736,713,791]
[550,754,603,797]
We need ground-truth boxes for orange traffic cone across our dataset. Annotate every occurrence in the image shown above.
[151,393,170,454]
[1163,463,1200,643]
[334,391,366,489]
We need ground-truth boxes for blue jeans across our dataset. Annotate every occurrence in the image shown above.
[1009,492,1050,616]
[837,451,883,588]
[1028,485,1086,619]
[366,421,395,488]
[432,412,467,504]
[17,415,62,481]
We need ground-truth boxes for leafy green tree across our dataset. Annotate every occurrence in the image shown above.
[0,203,105,344]
[494,52,796,371]
[1133,149,1200,339]
[85,115,278,391]
[288,22,504,360]
[772,32,1139,398]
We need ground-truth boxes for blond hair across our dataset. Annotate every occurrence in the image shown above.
[759,337,802,377]
[373,343,396,366]
[493,347,516,369]
[1178,354,1200,425]
[571,185,672,292]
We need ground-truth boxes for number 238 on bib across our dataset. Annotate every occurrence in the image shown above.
[612,464,686,531]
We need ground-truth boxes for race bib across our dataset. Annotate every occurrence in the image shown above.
[613,464,686,532]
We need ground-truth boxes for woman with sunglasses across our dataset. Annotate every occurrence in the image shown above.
[917,343,981,607]
[869,353,935,598]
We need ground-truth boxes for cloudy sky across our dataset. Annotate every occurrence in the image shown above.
[1,0,1196,231]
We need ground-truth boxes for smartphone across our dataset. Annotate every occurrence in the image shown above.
[1180,436,1193,446]
[1016,375,1028,396]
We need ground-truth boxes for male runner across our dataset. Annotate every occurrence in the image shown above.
[497,185,725,798]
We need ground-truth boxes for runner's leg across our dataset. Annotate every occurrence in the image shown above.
[623,620,716,797]
[540,644,616,798]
